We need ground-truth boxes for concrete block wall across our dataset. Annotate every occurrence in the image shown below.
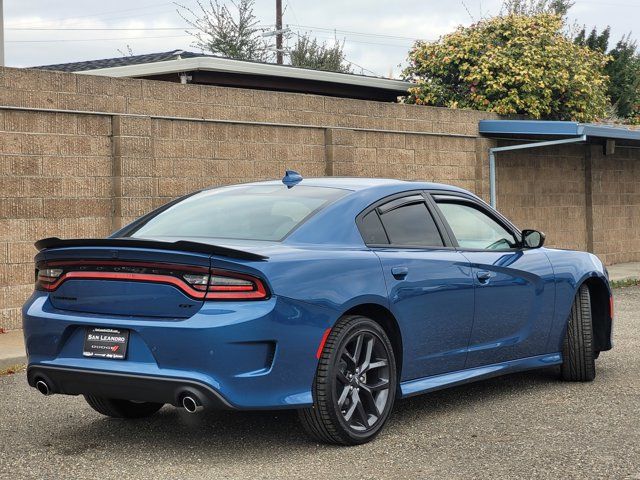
[0,109,113,330]
[590,145,640,264]
[495,141,640,266]
[495,143,589,252]
[1,66,639,329]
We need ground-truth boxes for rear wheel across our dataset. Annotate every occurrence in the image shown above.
[560,284,596,382]
[298,315,397,445]
[84,396,164,418]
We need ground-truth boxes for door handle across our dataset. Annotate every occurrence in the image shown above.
[391,266,409,280]
[476,270,493,283]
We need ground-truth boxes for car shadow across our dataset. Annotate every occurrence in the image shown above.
[51,367,566,457]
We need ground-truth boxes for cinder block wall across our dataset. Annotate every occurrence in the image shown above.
[590,145,640,264]
[495,143,589,252]
[1,110,114,330]
[1,66,639,329]
[495,142,640,266]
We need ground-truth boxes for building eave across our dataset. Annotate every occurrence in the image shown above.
[76,56,413,93]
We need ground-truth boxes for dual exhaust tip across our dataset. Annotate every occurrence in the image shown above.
[35,379,203,414]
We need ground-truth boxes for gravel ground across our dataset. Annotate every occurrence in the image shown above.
[1,288,639,480]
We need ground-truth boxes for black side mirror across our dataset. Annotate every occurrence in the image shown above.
[521,229,545,249]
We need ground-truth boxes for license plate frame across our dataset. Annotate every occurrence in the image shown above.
[83,327,129,360]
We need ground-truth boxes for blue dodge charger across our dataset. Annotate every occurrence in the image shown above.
[23,173,613,445]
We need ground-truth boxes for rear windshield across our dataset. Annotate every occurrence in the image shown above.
[127,185,348,241]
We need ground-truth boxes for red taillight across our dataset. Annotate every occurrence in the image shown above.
[36,261,268,301]
[181,269,268,299]
[36,267,64,290]
[204,269,267,300]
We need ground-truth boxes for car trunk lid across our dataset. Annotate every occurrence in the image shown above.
[35,238,268,319]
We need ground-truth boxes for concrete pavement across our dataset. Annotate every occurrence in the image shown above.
[608,261,640,282]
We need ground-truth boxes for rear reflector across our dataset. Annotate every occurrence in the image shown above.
[315,328,332,359]
[36,261,268,301]
[610,295,614,320]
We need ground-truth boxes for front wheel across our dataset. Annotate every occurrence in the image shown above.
[560,284,596,382]
[85,396,164,418]
[298,315,397,445]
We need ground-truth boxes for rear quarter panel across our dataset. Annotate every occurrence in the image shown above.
[254,246,388,315]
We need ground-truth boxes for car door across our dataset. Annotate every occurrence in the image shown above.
[358,192,475,380]
[431,193,556,368]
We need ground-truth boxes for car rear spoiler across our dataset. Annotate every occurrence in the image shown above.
[34,237,268,261]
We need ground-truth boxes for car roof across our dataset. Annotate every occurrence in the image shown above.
[242,177,471,194]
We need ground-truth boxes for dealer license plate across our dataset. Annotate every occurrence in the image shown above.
[83,327,129,360]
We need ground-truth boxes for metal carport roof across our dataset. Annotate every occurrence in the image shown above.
[479,119,640,146]
[478,120,640,207]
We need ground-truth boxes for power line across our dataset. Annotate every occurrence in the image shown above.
[289,28,415,48]
[285,0,301,27]
[7,27,193,31]
[9,2,176,28]
[6,25,427,43]
[288,24,427,42]
[6,34,189,44]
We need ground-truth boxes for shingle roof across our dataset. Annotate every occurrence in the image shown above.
[34,50,209,72]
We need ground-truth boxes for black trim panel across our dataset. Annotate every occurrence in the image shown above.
[27,365,234,409]
[377,194,425,214]
[34,237,268,261]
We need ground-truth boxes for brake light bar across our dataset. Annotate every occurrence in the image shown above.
[36,261,268,301]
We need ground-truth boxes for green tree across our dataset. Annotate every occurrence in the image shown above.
[502,0,574,16]
[177,0,273,62]
[576,27,640,123]
[289,35,351,73]
[574,26,611,54]
[403,14,609,122]
[608,35,640,121]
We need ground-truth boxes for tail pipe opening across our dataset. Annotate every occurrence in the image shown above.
[35,379,51,396]
[181,394,203,414]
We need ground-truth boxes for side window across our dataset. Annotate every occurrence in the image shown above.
[359,211,388,244]
[379,202,443,247]
[437,201,517,250]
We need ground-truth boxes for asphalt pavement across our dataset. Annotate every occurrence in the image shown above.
[1,287,638,479]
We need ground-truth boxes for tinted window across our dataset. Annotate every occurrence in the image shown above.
[437,202,517,250]
[379,202,443,246]
[127,185,347,241]
[359,211,388,244]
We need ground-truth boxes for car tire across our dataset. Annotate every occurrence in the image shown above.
[560,284,596,382]
[84,395,164,419]
[298,315,397,445]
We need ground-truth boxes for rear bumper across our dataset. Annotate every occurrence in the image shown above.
[23,292,336,409]
[28,365,233,408]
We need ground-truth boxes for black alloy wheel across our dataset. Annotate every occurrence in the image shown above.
[299,315,397,445]
[336,329,392,431]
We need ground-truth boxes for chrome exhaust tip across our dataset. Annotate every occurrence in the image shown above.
[181,395,202,413]
[35,380,51,396]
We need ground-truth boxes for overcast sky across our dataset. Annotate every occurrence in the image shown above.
[4,0,640,77]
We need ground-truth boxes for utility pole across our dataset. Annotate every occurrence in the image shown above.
[275,0,283,65]
[0,0,4,67]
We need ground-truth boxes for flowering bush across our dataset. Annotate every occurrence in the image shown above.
[404,14,610,122]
